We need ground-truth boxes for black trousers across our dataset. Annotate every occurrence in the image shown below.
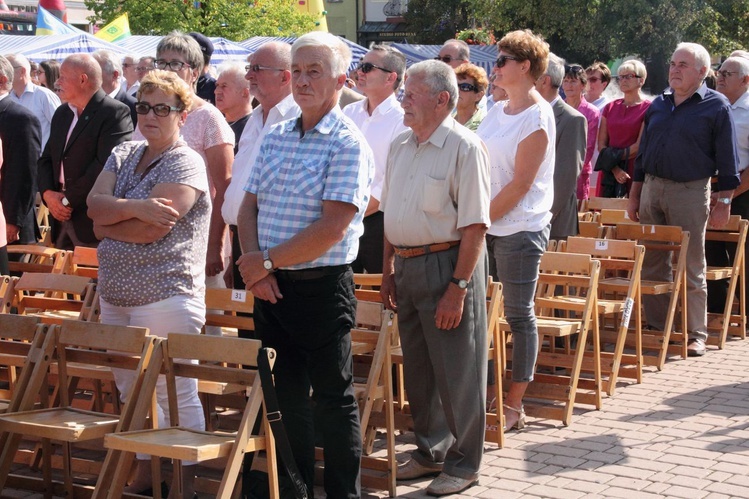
[705,189,749,314]
[254,266,361,498]
[351,211,384,274]
[229,225,254,339]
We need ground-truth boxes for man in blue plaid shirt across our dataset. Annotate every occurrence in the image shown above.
[237,31,374,498]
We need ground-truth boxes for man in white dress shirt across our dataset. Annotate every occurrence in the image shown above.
[222,41,299,298]
[343,44,407,273]
[6,53,60,147]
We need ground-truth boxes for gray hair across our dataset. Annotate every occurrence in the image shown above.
[546,52,565,89]
[218,61,250,87]
[723,56,749,78]
[92,49,122,76]
[675,42,711,75]
[157,31,205,74]
[370,44,406,91]
[442,39,470,61]
[5,53,30,73]
[406,59,458,109]
[0,55,12,92]
[291,32,351,77]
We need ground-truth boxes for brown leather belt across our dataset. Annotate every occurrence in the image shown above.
[393,241,460,259]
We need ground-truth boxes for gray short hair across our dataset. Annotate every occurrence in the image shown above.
[157,31,205,74]
[93,49,122,76]
[675,42,711,74]
[369,44,406,91]
[5,53,30,73]
[218,62,250,87]
[546,52,565,89]
[292,32,351,77]
[407,59,458,109]
[442,39,470,61]
[723,56,749,78]
[618,58,647,80]
[0,55,12,92]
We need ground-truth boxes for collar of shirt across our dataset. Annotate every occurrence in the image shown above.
[287,105,344,136]
[366,93,400,117]
[21,81,36,96]
[663,82,708,104]
[732,90,749,111]
[0,93,7,103]
[107,87,119,99]
[408,115,454,149]
[67,102,80,118]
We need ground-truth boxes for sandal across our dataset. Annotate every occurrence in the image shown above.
[503,404,526,431]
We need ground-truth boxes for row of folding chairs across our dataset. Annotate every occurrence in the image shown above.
[0,316,279,498]
[6,244,99,278]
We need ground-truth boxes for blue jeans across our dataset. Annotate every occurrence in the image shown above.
[486,226,549,382]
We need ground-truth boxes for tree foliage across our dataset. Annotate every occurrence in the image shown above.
[407,0,749,92]
[84,0,317,40]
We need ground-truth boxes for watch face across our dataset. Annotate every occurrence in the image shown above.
[263,260,273,271]
[458,279,468,289]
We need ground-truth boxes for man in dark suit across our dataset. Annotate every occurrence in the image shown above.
[0,55,42,246]
[38,53,133,250]
[93,50,137,126]
[536,52,586,240]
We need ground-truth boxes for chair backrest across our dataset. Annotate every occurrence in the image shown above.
[705,215,748,241]
[354,273,383,303]
[535,251,601,319]
[613,223,689,267]
[68,246,99,279]
[12,273,98,324]
[6,245,68,275]
[599,209,636,226]
[580,196,630,213]
[204,287,254,334]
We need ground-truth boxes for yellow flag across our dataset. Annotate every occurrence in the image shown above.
[95,13,131,43]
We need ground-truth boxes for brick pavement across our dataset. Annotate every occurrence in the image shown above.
[5,337,749,498]
[362,336,749,499]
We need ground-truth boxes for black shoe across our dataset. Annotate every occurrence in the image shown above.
[687,338,706,357]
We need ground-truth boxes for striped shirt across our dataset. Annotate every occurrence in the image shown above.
[246,106,373,269]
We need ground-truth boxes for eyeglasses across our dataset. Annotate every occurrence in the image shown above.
[588,76,602,83]
[615,74,640,81]
[495,55,521,68]
[135,66,153,73]
[457,82,479,93]
[434,55,464,64]
[122,63,135,68]
[716,70,739,78]
[245,64,283,73]
[154,60,191,71]
[135,102,182,117]
[356,62,392,74]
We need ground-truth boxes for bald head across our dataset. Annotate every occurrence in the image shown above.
[57,54,102,110]
[5,53,30,94]
[247,41,292,109]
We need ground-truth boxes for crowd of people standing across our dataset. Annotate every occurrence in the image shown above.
[0,26,747,498]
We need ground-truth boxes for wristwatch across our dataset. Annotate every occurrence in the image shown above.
[262,249,275,272]
[717,197,732,205]
[450,277,469,289]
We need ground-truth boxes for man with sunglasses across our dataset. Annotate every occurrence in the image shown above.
[436,39,471,69]
[343,45,408,274]
[37,54,133,250]
[629,42,740,357]
[707,56,749,321]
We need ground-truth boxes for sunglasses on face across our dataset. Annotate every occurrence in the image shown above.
[495,55,521,68]
[716,70,739,78]
[458,82,479,93]
[588,76,602,82]
[135,102,182,117]
[435,55,463,64]
[154,60,191,71]
[615,74,640,82]
[357,61,392,74]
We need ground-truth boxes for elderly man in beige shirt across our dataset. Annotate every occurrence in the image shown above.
[380,59,491,497]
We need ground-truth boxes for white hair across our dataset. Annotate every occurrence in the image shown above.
[675,42,711,74]
[406,59,458,109]
[93,49,122,76]
[5,53,30,73]
[217,61,250,88]
[723,56,749,78]
[291,32,351,77]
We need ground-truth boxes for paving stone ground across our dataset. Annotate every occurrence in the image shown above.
[4,336,749,498]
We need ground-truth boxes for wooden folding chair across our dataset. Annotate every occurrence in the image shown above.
[705,216,749,348]
[0,320,158,498]
[564,237,645,394]
[6,245,68,275]
[35,193,53,247]
[599,209,636,227]
[501,252,601,426]
[611,223,690,368]
[333,300,397,496]
[11,272,99,324]
[484,281,505,448]
[101,334,279,499]
[579,220,603,238]
[579,196,630,214]
[66,246,99,279]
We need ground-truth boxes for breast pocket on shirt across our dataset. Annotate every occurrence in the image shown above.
[292,159,326,197]
[422,176,447,214]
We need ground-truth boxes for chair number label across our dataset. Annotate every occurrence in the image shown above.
[595,240,608,250]
[620,297,634,330]
[232,290,247,302]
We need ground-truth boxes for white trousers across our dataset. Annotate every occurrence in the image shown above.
[100,294,206,461]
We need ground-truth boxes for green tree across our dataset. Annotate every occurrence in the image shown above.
[85,0,317,40]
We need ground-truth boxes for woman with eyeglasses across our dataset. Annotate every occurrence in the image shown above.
[38,59,60,91]
[596,59,650,198]
[563,64,600,200]
[454,63,488,131]
[476,29,554,432]
[584,62,612,111]
[88,70,210,497]
[132,32,234,297]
